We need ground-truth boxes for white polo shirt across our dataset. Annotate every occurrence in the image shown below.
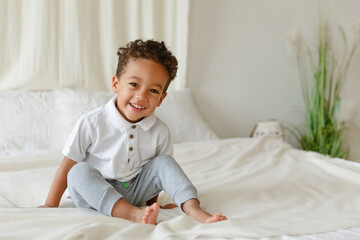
[62,96,173,182]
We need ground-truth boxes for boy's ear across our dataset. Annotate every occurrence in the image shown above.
[157,92,167,107]
[112,76,119,93]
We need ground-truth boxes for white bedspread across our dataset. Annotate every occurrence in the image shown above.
[1,136,360,239]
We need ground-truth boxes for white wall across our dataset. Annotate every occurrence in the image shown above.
[187,0,360,159]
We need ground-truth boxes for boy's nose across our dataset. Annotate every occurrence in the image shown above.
[135,90,148,101]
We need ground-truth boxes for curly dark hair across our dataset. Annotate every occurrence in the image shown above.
[116,39,178,93]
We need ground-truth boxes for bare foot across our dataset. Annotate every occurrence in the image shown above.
[112,199,160,224]
[204,212,228,223]
[182,199,228,224]
[142,203,160,225]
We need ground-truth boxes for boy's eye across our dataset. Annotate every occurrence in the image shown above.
[150,89,159,94]
[130,83,138,87]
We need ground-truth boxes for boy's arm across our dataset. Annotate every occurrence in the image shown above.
[39,156,77,208]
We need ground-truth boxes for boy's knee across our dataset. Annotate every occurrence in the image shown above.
[151,155,185,177]
[67,162,92,187]
[152,155,176,167]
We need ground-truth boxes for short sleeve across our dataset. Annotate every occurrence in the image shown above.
[156,124,174,156]
[61,116,92,162]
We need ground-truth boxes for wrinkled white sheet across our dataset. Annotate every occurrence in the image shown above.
[1,136,360,239]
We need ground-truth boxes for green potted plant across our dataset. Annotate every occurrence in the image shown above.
[289,5,359,159]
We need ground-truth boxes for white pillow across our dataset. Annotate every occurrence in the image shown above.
[156,89,219,143]
[54,89,115,148]
[55,88,218,145]
[0,88,218,154]
[0,91,58,153]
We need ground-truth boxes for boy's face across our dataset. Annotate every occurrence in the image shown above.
[112,58,169,123]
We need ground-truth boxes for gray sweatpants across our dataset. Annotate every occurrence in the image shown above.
[67,155,198,216]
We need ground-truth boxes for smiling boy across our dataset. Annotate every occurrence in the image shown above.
[40,39,227,224]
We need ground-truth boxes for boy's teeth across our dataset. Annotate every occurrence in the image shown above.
[131,103,145,109]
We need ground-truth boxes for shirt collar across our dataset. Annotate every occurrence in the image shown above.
[105,96,156,132]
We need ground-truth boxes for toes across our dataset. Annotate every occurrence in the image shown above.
[142,203,159,225]
[152,202,160,211]
[147,206,153,213]
[142,206,153,224]
[209,213,227,223]
[214,213,222,220]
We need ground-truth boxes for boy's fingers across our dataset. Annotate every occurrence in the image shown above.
[37,205,55,208]
[160,203,178,209]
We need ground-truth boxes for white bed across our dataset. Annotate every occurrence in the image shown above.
[1,89,360,240]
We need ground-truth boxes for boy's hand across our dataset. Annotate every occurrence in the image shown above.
[160,203,178,209]
[37,204,56,208]
[146,195,178,209]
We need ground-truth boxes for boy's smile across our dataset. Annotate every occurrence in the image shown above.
[112,58,169,123]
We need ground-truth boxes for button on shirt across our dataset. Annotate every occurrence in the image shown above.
[62,96,173,182]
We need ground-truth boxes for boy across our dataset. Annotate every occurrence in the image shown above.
[40,39,227,225]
